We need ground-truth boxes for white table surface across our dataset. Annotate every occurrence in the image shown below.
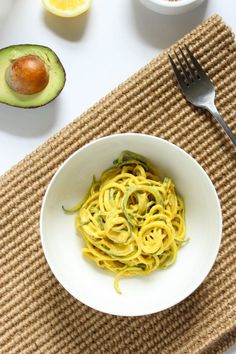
[0,0,235,352]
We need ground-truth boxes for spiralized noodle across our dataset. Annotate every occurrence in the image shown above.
[64,151,188,294]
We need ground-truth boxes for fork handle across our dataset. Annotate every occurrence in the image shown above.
[206,103,236,147]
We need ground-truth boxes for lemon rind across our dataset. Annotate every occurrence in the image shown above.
[42,0,90,18]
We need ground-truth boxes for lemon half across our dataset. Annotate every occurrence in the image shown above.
[41,0,91,18]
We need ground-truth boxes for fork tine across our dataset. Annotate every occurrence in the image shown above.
[168,54,186,89]
[179,47,195,80]
[184,45,205,77]
[174,51,190,84]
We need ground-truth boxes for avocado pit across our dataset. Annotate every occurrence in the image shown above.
[5,55,49,95]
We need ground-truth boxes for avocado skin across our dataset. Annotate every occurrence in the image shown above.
[0,44,66,108]
[0,83,65,109]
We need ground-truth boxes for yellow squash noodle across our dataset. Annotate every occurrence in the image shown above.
[65,151,188,294]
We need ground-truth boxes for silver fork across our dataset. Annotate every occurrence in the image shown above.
[169,45,236,147]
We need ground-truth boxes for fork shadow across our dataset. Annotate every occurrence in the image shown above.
[132,0,208,49]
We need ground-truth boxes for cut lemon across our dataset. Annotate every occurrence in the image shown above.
[41,0,91,18]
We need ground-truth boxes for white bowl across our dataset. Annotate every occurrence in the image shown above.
[140,0,205,15]
[40,133,222,316]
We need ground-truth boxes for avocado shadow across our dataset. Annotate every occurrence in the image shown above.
[0,99,59,138]
[131,0,208,49]
[43,10,90,42]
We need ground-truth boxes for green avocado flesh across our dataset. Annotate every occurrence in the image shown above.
[0,44,66,108]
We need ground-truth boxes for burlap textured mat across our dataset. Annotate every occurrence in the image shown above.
[1,15,236,354]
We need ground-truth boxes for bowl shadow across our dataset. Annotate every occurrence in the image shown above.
[132,0,208,49]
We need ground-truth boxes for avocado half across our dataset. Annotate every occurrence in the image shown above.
[0,44,66,108]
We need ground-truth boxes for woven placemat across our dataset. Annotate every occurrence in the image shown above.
[1,14,236,354]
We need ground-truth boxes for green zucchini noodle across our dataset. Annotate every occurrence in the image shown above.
[64,151,188,294]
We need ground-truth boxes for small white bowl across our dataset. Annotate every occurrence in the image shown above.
[140,0,205,15]
[40,133,222,316]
